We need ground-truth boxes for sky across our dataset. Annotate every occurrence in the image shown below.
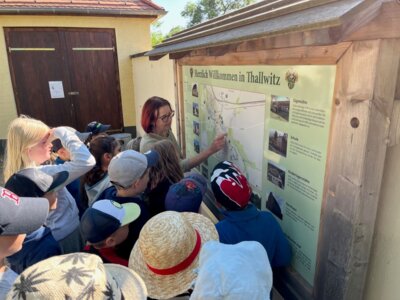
[152,0,190,35]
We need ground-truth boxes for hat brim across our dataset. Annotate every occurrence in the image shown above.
[121,203,141,226]
[97,124,111,134]
[143,150,159,168]
[64,126,92,143]
[76,131,91,143]
[129,212,218,299]
[3,196,49,235]
[105,264,147,300]
[47,171,69,193]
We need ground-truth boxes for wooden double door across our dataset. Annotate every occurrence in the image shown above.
[5,28,123,131]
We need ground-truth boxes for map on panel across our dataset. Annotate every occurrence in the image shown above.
[199,85,265,195]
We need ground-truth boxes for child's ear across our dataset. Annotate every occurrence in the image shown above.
[133,179,141,189]
[103,152,112,162]
[105,236,116,248]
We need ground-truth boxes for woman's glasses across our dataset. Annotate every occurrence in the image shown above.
[158,110,175,123]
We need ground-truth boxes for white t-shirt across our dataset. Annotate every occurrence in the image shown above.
[0,267,18,300]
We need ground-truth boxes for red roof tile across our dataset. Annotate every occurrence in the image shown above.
[0,0,166,16]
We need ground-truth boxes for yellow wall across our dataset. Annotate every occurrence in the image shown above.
[0,15,154,139]
[131,55,176,137]
[364,142,400,300]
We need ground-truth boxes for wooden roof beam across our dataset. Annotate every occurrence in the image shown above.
[177,42,351,66]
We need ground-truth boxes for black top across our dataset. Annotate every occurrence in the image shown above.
[146,178,172,217]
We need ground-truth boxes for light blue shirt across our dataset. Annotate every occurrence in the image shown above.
[0,267,18,300]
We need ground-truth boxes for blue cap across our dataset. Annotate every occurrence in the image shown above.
[165,173,207,213]
[5,168,69,197]
[80,200,141,244]
[86,121,111,135]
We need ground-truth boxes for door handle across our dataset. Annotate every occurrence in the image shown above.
[68,91,79,96]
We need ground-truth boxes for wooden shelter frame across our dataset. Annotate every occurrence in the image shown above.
[148,1,400,298]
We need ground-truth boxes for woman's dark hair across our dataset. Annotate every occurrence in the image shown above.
[141,96,171,133]
[81,134,119,207]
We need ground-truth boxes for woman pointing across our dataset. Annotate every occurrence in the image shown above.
[140,96,226,172]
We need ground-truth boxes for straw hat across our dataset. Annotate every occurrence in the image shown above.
[6,253,147,300]
[129,211,218,299]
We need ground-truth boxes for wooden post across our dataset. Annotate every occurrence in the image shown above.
[314,38,400,300]
[388,101,400,147]
[175,62,186,156]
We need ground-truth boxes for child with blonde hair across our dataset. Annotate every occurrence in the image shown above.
[4,116,51,181]
[4,116,95,253]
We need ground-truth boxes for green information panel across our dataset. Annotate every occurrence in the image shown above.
[183,65,336,285]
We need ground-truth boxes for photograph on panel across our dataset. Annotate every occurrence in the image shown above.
[193,102,199,117]
[267,161,286,189]
[265,190,284,220]
[270,95,290,121]
[192,83,199,97]
[194,139,200,153]
[268,129,288,157]
[193,121,200,136]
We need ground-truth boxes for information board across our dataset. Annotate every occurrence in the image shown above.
[183,65,336,284]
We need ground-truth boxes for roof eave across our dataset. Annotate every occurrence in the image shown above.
[145,20,341,59]
[0,7,166,17]
[144,0,382,60]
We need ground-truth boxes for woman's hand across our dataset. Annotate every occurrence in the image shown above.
[186,133,227,170]
[208,133,227,154]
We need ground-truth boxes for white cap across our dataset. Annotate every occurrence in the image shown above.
[109,150,159,188]
[190,241,273,300]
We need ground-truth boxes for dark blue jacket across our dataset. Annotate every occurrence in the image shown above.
[216,203,291,268]
[97,186,150,260]
[8,226,61,273]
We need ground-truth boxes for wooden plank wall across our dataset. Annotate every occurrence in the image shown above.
[314,39,400,299]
